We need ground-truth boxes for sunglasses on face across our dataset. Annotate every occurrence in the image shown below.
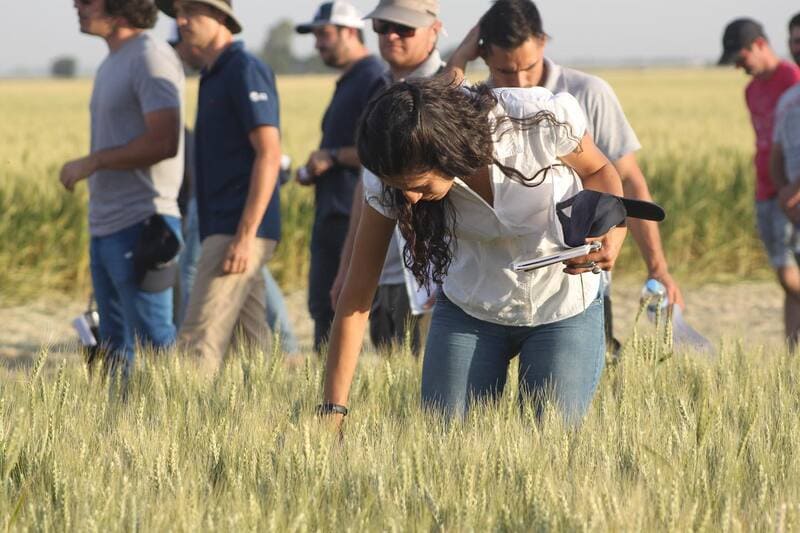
[372,19,417,38]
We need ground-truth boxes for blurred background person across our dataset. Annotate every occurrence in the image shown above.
[719,18,800,345]
[330,0,444,355]
[169,25,299,355]
[60,0,184,376]
[446,0,683,355]
[789,12,800,66]
[158,0,283,375]
[294,1,386,353]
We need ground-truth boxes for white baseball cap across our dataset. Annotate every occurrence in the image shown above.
[296,1,365,34]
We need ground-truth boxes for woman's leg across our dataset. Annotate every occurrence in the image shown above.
[421,293,514,418]
[517,296,605,426]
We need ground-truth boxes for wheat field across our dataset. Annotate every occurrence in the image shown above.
[2,70,797,531]
[0,69,767,305]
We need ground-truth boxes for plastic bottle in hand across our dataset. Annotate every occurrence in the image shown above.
[297,166,313,186]
[641,278,715,355]
[641,278,668,317]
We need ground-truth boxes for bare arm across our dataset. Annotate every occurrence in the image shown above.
[614,153,684,309]
[560,133,627,273]
[323,204,395,418]
[329,179,365,308]
[60,108,180,191]
[444,24,481,85]
[772,142,800,225]
[223,125,282,274]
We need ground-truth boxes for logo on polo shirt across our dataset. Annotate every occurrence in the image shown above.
[249,91,269,103]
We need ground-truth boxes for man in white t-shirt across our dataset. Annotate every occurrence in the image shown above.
[447,0,683,352]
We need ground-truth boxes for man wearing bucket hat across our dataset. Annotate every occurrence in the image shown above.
[295,2,387,354]
[60,0,185,376]
[158,0,284,375]
[718,18,800,346]
[330,0,445,355]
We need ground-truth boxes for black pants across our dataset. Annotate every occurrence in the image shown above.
[369,283,421,355]
[308,216,349,353]
[604,293,621,355]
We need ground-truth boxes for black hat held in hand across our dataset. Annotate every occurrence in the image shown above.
[133,214,181,293]
[556,189,666,248]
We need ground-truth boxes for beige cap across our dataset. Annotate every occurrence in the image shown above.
[364,0,439,28]
[156,0,242,34]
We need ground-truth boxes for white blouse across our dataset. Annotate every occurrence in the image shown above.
[363,87,600,327]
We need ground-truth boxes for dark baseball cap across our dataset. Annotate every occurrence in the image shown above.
[556,190,666,248]
[718,18,765,65]
[133,214,181,293]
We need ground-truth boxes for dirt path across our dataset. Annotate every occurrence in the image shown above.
[0,280,786,372]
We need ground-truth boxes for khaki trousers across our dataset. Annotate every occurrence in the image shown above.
[179,234,276,376]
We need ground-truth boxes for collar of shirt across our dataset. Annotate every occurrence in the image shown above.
[540,57,562,93]
[386,48,445,83]
[201,41,244,79]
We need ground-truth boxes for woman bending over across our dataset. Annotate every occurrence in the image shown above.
[320,75,630,425]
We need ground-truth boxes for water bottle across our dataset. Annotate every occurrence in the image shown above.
[640,278,668,315]
[297,166,313,185]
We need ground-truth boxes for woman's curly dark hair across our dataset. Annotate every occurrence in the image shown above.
[106,0,159,29]
[356,75,580,290]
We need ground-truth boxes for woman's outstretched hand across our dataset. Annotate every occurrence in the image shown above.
[563,226,627,275]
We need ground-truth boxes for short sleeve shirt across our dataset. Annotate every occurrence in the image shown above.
[541,58,641,162]
[88,33,184,237]
[774,84,800,183]
[315,55,387,221]
[364,87,599,327]
[745,60,800,200]
[195,42,281,241]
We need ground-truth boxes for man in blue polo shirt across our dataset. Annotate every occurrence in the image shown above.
[158,0,283,375]
[295,1,387,353]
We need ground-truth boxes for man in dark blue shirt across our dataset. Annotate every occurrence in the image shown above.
[158,0,283,375]
[296,1,388,352]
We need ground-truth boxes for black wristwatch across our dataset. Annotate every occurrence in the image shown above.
[328,148,340,166]
[316,402,349,416]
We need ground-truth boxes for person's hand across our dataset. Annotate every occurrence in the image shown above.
[778,184,800,224]
[563,226,627,275]
[329,268,346,310]
[451,25,482,65]
[649,270,685,310]
[307,150,335,178]
[222,235,254,275]
[295,166,314,186]
[59,155,97,192]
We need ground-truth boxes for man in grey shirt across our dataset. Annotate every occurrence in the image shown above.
[447,0,684,352]
[60,0,184,372]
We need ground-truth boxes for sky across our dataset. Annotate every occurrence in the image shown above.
[2,0,798,75]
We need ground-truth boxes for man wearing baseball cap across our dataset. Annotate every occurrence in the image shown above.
[719,18,800,346]
[295,2,387,353]
[158,0,284,375]
[329,0,445,356]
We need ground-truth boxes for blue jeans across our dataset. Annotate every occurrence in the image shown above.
[90,215,182,369]
[178,198,299,354]
[421,292,605,425]
[178,197,201,326]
